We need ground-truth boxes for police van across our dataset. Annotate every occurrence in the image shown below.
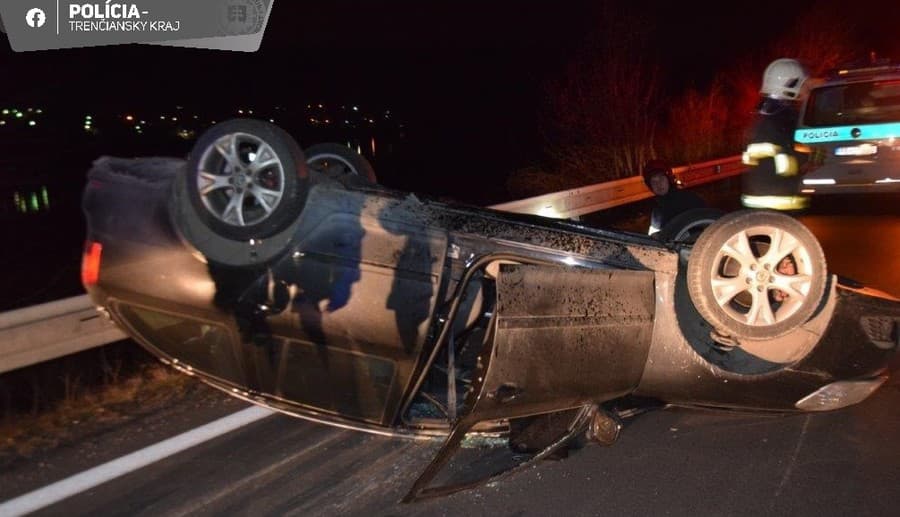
[795,62,900,193]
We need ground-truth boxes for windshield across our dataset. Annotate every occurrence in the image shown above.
[803,79,900,127]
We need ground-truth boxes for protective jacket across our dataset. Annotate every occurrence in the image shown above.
[741,101,809,210]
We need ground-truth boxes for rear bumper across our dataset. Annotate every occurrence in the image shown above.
[800,181,900,194]
[801,162,900,194]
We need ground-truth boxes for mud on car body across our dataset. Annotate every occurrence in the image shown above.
[80,119,900,501]
[796,62,900,194]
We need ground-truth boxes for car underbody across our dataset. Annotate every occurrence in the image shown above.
[81,121,900,500]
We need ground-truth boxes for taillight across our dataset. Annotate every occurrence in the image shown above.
[81,241,103,286]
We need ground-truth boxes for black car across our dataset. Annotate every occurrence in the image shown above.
[81,119,900,501]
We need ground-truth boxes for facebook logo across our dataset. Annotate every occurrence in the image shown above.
[25,8,47,28]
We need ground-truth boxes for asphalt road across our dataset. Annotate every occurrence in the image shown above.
[798,205,900,298]
[2,187,899,517]
[592,185,900,297]
[3,369,899,517]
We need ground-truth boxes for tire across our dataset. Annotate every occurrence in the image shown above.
[686,209,827,341]
[182,118,308,241]
[656,207,725,244]
[305,142,377,183]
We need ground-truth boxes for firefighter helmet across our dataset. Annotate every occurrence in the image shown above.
[643,160,673,186]
[760,58,809,101]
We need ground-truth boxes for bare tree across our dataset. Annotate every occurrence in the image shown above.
[521,2,863,199]
[659,77,735,165]
[539,4,662,185]
[770,1,860,77]
[659,3,861,168]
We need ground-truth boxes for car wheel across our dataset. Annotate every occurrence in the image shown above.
[183,118,308,241]
[656,207,725,244]
[305,142,377,183]
[686,209,827,341]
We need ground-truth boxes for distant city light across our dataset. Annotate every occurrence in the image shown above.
[1,109,8,115]
[125,115,134,121]
[15,112,23,119]
[14,192,27,213]
[238,109,244,114]
[28,120,36,126]
[352,106,358,111]
[30,192,39,212]
[0,121,5,126]
[41,187,50,209]
[36,109,43,114]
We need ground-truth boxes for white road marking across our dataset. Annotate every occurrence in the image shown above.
[0,406,273,517]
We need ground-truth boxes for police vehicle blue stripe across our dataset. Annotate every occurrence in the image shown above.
[795,122,900,143]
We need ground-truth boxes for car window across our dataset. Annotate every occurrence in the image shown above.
[117,304,246,386]
[803,79,900,127]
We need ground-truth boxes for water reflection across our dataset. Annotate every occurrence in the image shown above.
[9,186,51,214]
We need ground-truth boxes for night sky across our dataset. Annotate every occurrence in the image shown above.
[1,0,899,200]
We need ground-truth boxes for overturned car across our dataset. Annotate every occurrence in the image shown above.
[81,119,900,501]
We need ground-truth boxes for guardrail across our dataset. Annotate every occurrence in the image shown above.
[0,294,127,374]
[0,155,744,374]
[490,155,744,219]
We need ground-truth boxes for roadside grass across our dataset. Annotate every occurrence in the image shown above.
[0,342,194,466]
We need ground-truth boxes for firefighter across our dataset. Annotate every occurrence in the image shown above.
[741,58,811,211]
[642,159,706,236]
